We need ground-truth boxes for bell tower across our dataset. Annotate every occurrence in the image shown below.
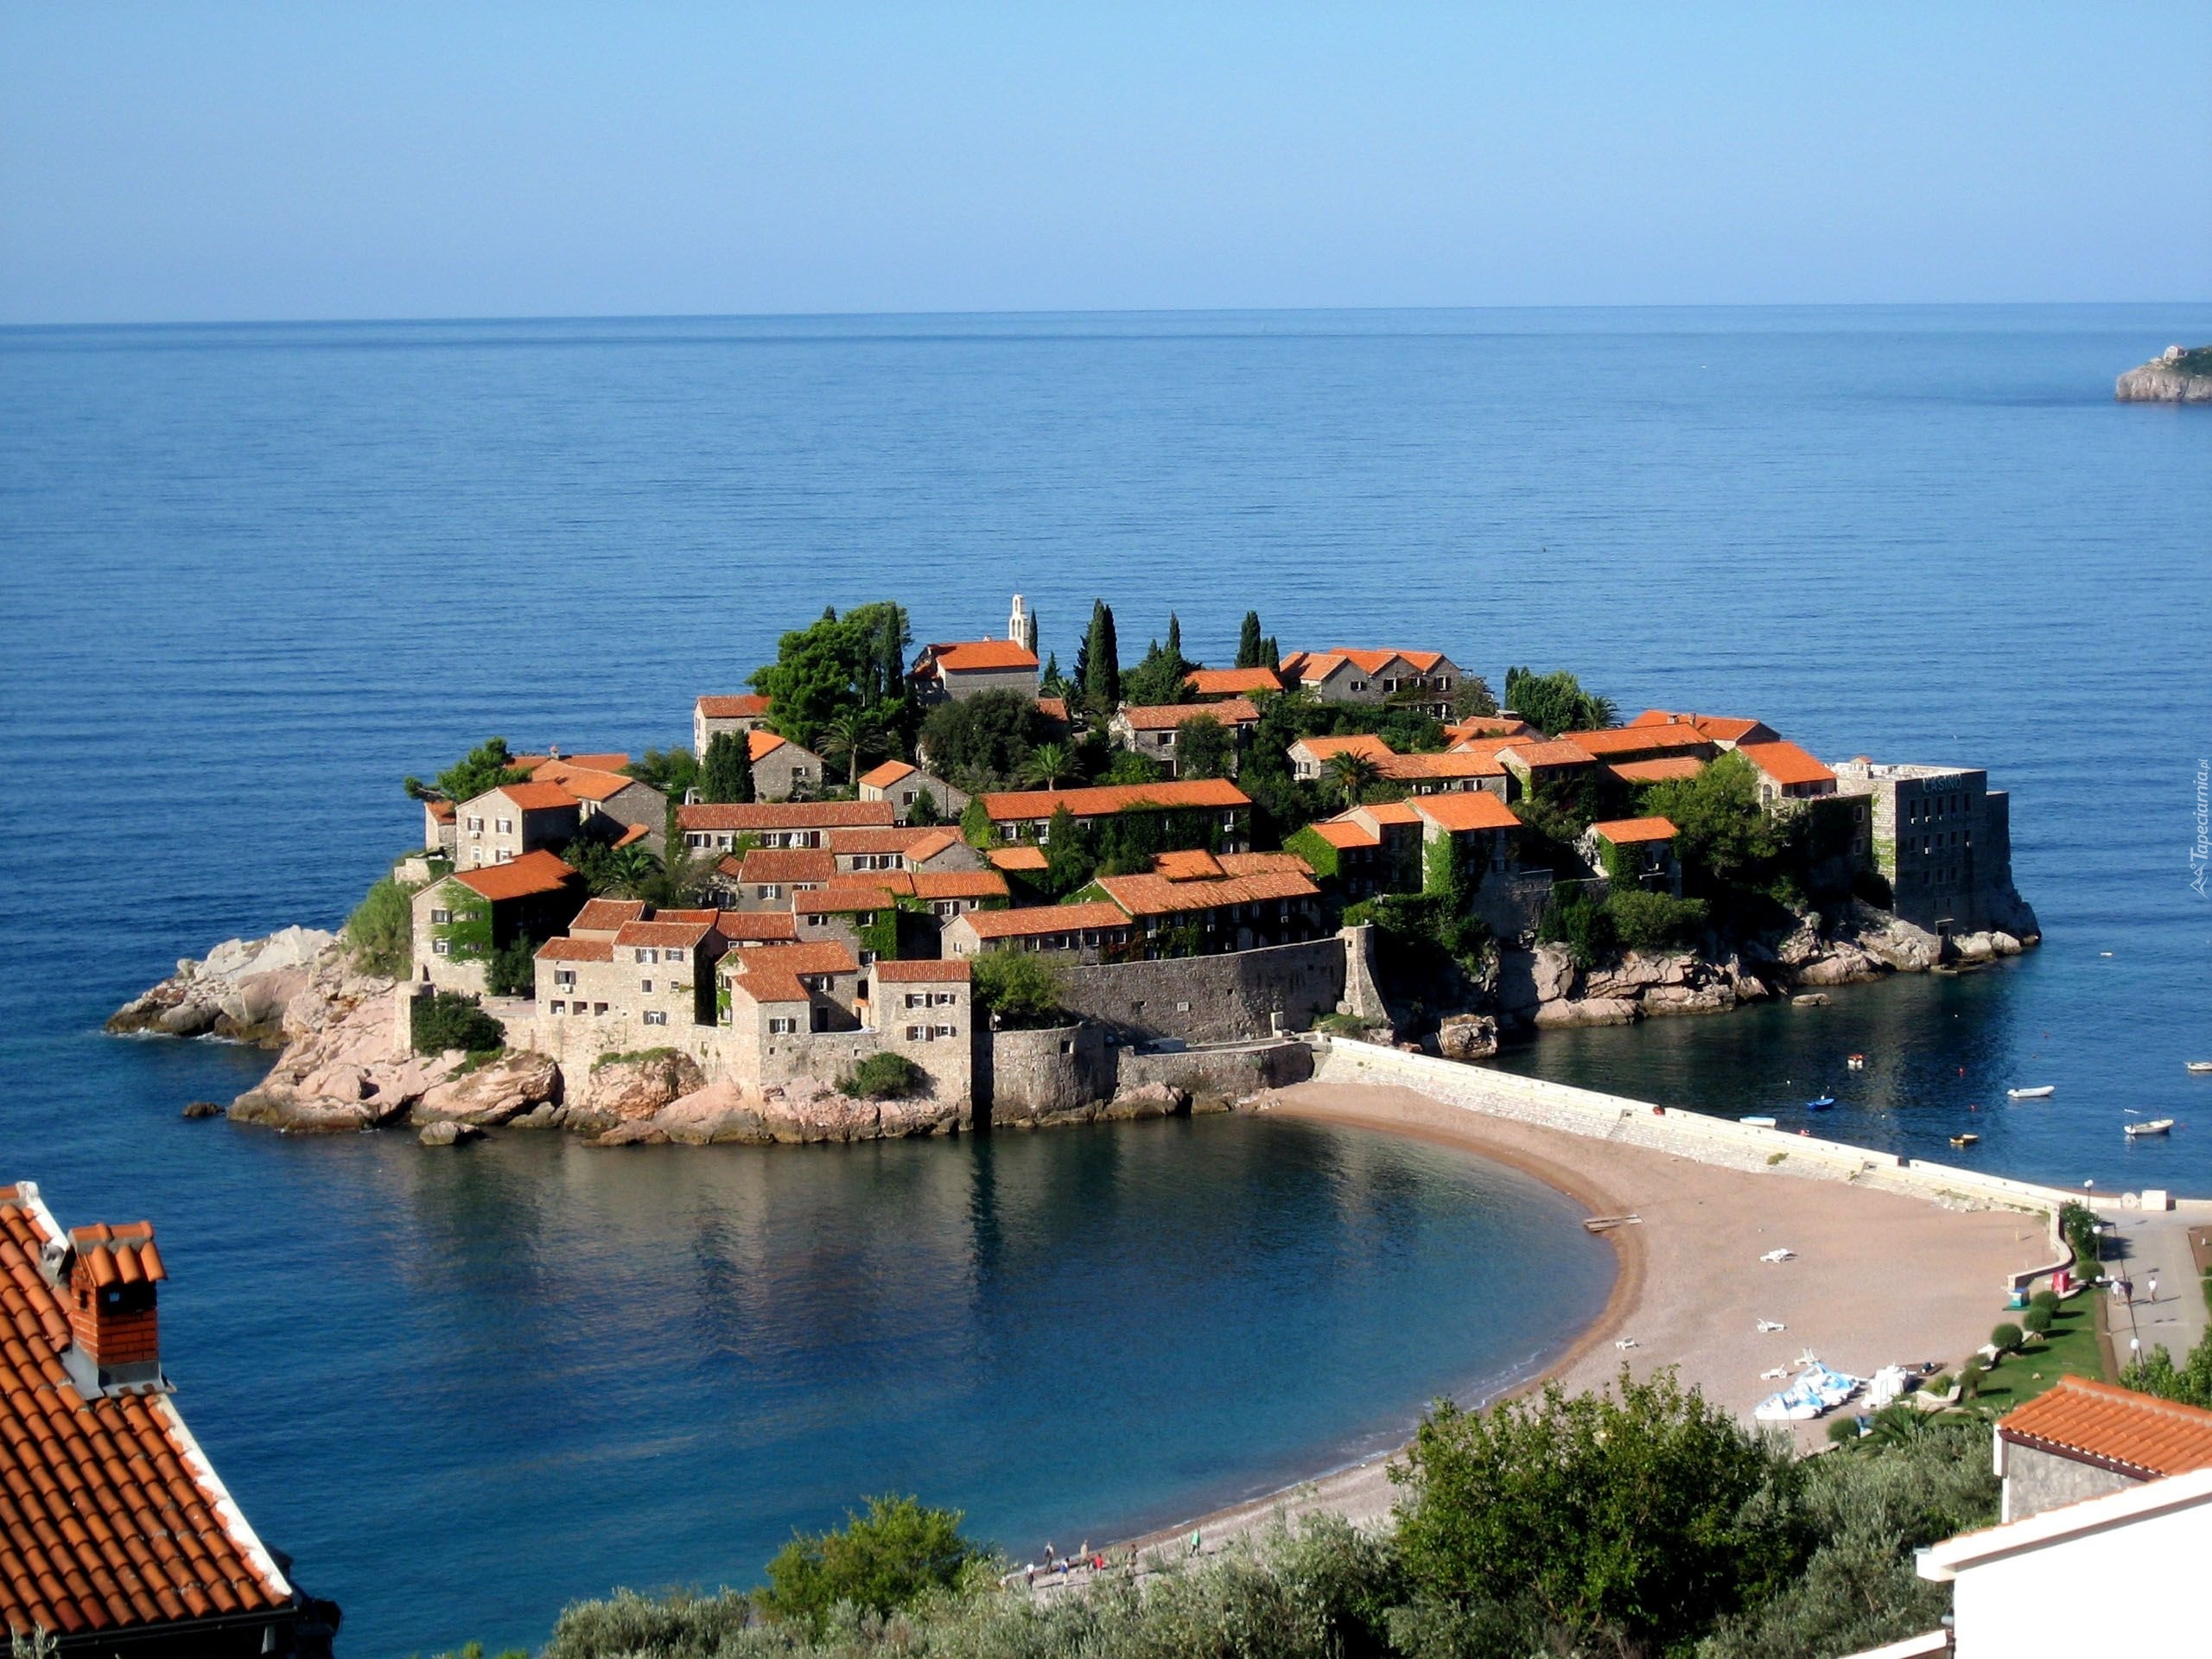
[1008,593,1027,645]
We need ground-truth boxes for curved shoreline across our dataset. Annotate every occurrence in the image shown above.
[1109,1078,2048,1560]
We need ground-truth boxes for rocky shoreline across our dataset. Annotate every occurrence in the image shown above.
[2115,346,2212,404]
[118,899,2036,1144]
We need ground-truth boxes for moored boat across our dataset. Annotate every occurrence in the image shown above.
[1950,1133,1980,1148]
[2125,1118,2174,1138]
[1741,1115,1777,1128]
[1805,1096,1836,1110]
[2187,1061,2212,1075]
[2006,1085,2056,1100]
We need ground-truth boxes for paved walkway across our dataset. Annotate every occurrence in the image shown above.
[2095,1201,2212,1368]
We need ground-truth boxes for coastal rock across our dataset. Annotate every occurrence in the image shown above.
[1437,1013,1500,1061]
[2115,348,2212,404]
[1794,944,1885,987]
[413,1051,562,1127]
[1534,995,1639,1029]
[566,1051,707,1134]
[1102,1082,1188,1120]
[589,1121,671,1147]
[652,1081,766,1145]
[181,1101,225,1120]
[417,1121,483,1147]
[1850,906,1942,973]
[1641,982,1736,1017]
[109,925,340,1046]
[1732,974,1774,1003]
[230,969,466,1132]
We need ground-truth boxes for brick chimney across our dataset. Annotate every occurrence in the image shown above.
[55,1221,168,1395]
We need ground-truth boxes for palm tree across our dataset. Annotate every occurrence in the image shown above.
[603,843,660,898]
[1325,751,1383,808]
[817,708,885,787]
[1019,741,1073,790]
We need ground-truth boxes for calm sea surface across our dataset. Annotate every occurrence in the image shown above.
[2,306,2209,1652]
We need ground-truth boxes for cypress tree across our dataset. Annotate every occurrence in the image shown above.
[1236,611,1265,670]
[1084,601,1121,709]
[702,730,756,804]
[1164,614,1184,672]
[1021,606,1039,656]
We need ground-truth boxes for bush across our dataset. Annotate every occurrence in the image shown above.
[1826,1416,1861,1446]
[486,936,538,998]
[841,1052,923,1100]
[345,875,416,977]
[1991,1321,2024,1355]
[756,1496,984,1632]
[2030,1287,2061,1315]
[1927,1372,1955,1398]
[1602,887,1709,951]
[970,951,1066,1029]
[2023,1306,2053,1338]
[1958,1359,1986,1399]
[410,991,504,1056]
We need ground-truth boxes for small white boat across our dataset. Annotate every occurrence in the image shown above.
[1741,1115,1777,1128]
[2187,1061,2212,1075]
[2125,1118,2174,1138]
[1754,1361,1862,1422]
[2007,1085,2056,1100]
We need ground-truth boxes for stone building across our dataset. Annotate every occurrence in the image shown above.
[719,846,836,909]
[1413,791,1522,879]
[910,638,1040,703]
[747,728,827,800]
[1089,861,1325,956]
[1277,649,1464,717]
[1291,802,1426,899]
[1736,739,1838,807]
[423,797,456,858]
[1496,738,1599,801]
[534,764,668,855]
[979,778,1253,851]
[1992,1375,2212,1523]
[410,849,582,995]
[943,901,1136,963]
[1832,756,2034,935]
[1560,725,1718,768]
[1109,697,1261,776]
[677,798,894,855]
[452,779,580,868]
[1624,709,1777,750]
[692,693,771,759]
[536,912,729,1039]
[858,758,969,821]
[1287,733,1504,797]
[869,959,976,1104]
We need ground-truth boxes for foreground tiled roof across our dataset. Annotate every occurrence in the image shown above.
[1096,869,1319,918]
[1414,792,1522,833]
[569,899,649,933]
[1628,709,1771,744]
[1498,739,1598,770]
[1999,1376,2212,1478]
[904,830,962,864]
[981,779,1250,820]
[677,801,895,831]
[1187,666,1285,696]
[452,849,576,902]
[1589,816,1679,844]
[0,1185,293,1644]
[696,695,770,720]
[1610,756,1707,785]
[1738,740,1836,787]
[858,760,917,788]
[987,846,1050,873]
[912,870,1010,900]
[489,779,582,812]
[919,639,1039,674]
[874,960,972,983]
[958,902,1131,939]
[724,942,860,987]
[735,848,836,884]
[536,938,614,962]
[748,729,798,762]
[613,920,712,948]
[830,826,942,855]
[1561,725,1716,759]
[1118,697,1260,731]
[713,911,800,943]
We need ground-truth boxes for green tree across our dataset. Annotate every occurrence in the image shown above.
[1018,741,1074,788]
[700,730,755,804]
[1082,599,1121,712]
[1122,618,1196,707]
[1019,604,1039,656]
[1392,1367,1795,1656]
[1173,715,1235,780]
[405,737,531,806]
[841,1052,924,1099]
[486,937,538,998]
[751,601,913,749]
[1640,751,1784,889]
[959,798,995,849]
[1451,676,1501,719]
[920,690,1039,786]
[626,746,699,800]
[1603,887,1709,950]
[2121,1325,2212,1408]
[1503,666,1617,736]
[906,786,942,827]
[1041,804,1096,894]
[410,991,504,1056]
[1236,610,1267,670]
[1325,749,1382,807]
[755,1495,983,1633]
[1103,747,1166,785]
[817,707,886,788]
[345,874,416,977]
[970,950,1068,1028]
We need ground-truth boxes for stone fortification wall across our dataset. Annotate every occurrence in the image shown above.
[1058,939,1344,1046]
[984,1024,1116,1126]
[1117,1039,1313,1106]
[1311,1039,2079,1217]
[983,1026,1310,1124]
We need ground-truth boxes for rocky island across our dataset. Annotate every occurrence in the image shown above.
[2115,343,2212,403]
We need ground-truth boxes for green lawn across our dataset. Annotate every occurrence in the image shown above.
[1971,1293,2105,1409]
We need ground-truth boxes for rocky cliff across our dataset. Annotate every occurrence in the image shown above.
[109,926,338,1045]
[2115,346,2212,404]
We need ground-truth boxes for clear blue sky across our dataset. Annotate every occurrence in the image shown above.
[4,3,2207,323]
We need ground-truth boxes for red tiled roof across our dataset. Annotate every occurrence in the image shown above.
[793,884,900,914]
[613,920,712,948]
[988,846,1050,873]
[1360,801,1424,825]
[1217,851,1314,876]
[725,942,860,979]
[515,752,630,776]
[1290,734,1396,763]
[1738,740,1836,787]
[424,799,457,823]
[748,729,798,762]
[677,801,895,831]
[1036,696,1070,723]
[0,1185,292,1643]
[1628,709,1772,744]
[536,938,614,962]
[873,960,973,983]
[859,760,917,788]
[452,849,576,901]
[696,695,770,719]
[1154,849,1224,880]
[981,779,1250,821]
[918,639,1039,674]
[1445,717,1535,741]
[912,870,1010,900]
[1386,751,1503,780]
[1307,820,1379,849]
[1096,869,1320,918]
[1118,697,1260,731]
[904,830,961,864]
[1187,666,1285,696]
[736,848,837,884]
[488,780,581,812]
[713,911,800,943]
[1589,816,1678,844]
[1561,726,1716,759]
[1998,1376,2212,1478]
[1499,740,1598,770]
[540,766,640,802]
[613,823,651,849]
[958,902,1131,939]
[1413,792,1521,833]
[1610,756,1707,785]
[569,899,648,932]
[830,827,940,855]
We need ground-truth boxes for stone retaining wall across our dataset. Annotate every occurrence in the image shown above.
[1118,1039,1313,1106]
[1058,939,1344,1046]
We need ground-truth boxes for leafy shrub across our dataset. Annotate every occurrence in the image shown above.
[756,1495,983,1632]
[345,875,415,977]
[1538,887,1614,968]
[2030,1287,2060,1314]
[1826,1416,1861,1446]
[2023,1306,2053,1338]
[842,1052,923,1100]
[1927,1372,1954,1397]
[486,936,538,998]
[1602,887,1709,950]
[410,992,503,1056]
[1958,1358,1986,1399]
[970,951,1066,1029]
[1991,1321,2024,1355]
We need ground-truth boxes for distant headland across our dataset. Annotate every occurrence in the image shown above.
[2115,344,2212,403]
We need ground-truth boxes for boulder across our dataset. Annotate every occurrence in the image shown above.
[1795,946,1884,987]
[1102,1082,1189,1121]
[571,1051,707,1127]
[1641,983,1735,1017]
[413,1051,562,1127]
[1532,944,1577,1002]
[1534,996,1638,1029]
[1437,1014,1501,1061]
[1794,993,1831,1008]
[1990,931,2024,957]
[653,1081,766,1145]
[588,1121,671,1147]
[1732,975,1774,1003]
[110,926,343,1045]
[417,1121,484,1147]
[180,1101,225,1120]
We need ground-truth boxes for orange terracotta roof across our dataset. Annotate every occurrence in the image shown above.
[613,823,651,849]
[1036,696,1070,723]
[1413,792,1522,833]
[1447,734,1520,759]
[537,937,614,962]
[859,760,917,788]
[656,908,725,925]
[1738,740,1836,787]
[1384,751,1503,780]
[1307,820,1379,849]
[1560,726,1716,759]
[516,751,630,775]
[613,920,713,948]
[1628,709,1772,744]
[1445,717,1535,741]
[1998,1376,2212,1478]
[1096,869,1319,918]
[677,801,895,831]
[568,898,647,933]
[904,830,961,864]
[1217,851,1314,876]
[748,728,794,762]
[1361,801,1424,825]
[696,695,770,719]
[452,849,576,901]
[542,766,639,802]
[725,942,860,979]
[988,845,1050,873]
[1118,697,1260,731]
[736,848,836,884]
[713,911,800,943]
[912,870,1010,900]
[873,959,973,983]
[1286,647,1448,680]
[918,639,1039,674]
[793,884,901,914]
[1291,734,1397,763]
[488,779,581,811]
[0,1185,292,1643]
[830,826,941,855]
[1154,849,1225,880]
[1589,816,1679,844]
[425,799,457,823]
[1499,740,1598,771]
[958,902,1131,939]
[1186,666,1285,696]
[66,1221,168,1289]
[1610,756,1707,785]
[981,779,1250,821]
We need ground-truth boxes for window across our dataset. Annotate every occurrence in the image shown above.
[665,947,685,964]
[635,947,658,963]
[555,969,576,989]
[906,1024,923,1039]
[549,1000,564,1014]
[467,817,484,832]
[643,1010,668,1027]
[769,1016,798,1034]
[640,978,654,993]
[932,991,957,1007]
[759,884,781,900]
[906,993,924,1008]
[900,790,916,805]
[497,818,513,834]
[933,1024,956,1038]
[432,938,451,956]
[593,1002,607,1015]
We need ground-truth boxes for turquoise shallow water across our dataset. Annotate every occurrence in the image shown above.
[2,305,2209,1650]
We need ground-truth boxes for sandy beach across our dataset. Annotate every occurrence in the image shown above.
[1119,1078,2054,1556]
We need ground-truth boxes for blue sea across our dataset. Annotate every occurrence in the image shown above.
[2,305,2209,1653]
